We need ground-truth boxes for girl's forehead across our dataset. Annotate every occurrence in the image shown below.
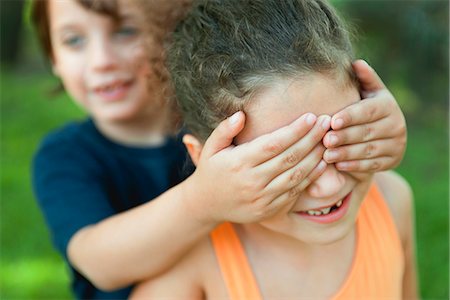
[235,74,360,144]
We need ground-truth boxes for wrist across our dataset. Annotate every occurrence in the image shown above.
[178,174,221,229]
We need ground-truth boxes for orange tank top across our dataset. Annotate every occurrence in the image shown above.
[210,184,405,299]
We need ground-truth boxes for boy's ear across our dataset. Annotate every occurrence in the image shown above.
[51,64,60,77]
[182,134,203,166]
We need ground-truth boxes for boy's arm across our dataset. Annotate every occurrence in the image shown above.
[374,171,419,299]
[128,239,207,300]
[68,112,330,290]
[323,60,407,172]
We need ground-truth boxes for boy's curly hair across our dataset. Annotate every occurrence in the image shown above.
[168,0,356,142]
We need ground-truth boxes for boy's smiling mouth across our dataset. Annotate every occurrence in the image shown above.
[295,192,352,224]
[92,79,134,101]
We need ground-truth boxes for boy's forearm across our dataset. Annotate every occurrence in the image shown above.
[67,178,217,291]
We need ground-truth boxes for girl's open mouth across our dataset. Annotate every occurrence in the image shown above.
[295,192,352,224]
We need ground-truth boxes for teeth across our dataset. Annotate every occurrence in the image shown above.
[306,206,331,216]
[321,207,331,214]
[101,83,124,92]
[105,84,120,92]
[305,200,341,216]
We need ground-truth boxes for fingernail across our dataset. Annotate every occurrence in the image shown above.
[325,150,339,161]
[321,115,331,130]
[327,134,338,146]
[306,113,316,125]
[336,162,350,170]
[359,59,369,66]
[334,118,344,129]
[318,160,327,170]
[228,111,240,125]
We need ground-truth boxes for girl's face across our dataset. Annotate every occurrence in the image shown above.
[237,73,372,245]
[49,0,163,124]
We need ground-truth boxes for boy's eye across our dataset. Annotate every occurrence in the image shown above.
[62,35,85,48]
[115,26,139,38]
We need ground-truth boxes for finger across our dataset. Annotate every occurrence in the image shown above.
[330,95,393,130]
[287,159,327,193]
[323,139,400,163]
[236,112,318,166]
[256,115,330,178]
[264,159,328,213]
[334,157,398,173]
[352,59,386,92]
[202,111,245,158]
[324,118,400,148]
[264,143,327,193]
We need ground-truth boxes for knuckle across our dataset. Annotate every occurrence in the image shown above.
[284,151,299,166]
[290,167,305,183]
[241,182,253,194]
[251,202,266,218]
[262,141,282,156]
[365,143,376,158]
[288,186,302,198]
[363,124,373,141]
[367,105,377,119]
[229,161,243,173]
[253,179,267,193]
[368,160,381,171]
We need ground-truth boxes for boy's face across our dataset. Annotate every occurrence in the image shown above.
[49,0,165,124]
[237,73,372,245]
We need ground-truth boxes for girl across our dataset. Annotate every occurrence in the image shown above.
[131,0,417,298]
[31,0,407,298]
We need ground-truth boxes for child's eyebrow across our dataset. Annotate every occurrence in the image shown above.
[118,13,139,23]
[52,23,81,33]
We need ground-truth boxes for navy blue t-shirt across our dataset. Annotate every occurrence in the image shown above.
[32,118,190,299]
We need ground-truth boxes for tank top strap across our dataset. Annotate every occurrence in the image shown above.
[332,183,404,299]
[210,222,263,300]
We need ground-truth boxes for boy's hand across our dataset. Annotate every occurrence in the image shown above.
[322,60,407,172]
[185,112,330,224]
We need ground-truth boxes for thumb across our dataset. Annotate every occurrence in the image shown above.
[353,59,386,93]
[202,111,246,158]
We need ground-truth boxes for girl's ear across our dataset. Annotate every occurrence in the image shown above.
[182,134,203,166]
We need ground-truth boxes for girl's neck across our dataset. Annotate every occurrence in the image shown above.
[236,222,355,259]
[94,105,174,147]
[234,223,357,298]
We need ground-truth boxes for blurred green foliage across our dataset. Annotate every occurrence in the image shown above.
[338,2,449,298]
[1,1,449,299]
[336,0,449,113]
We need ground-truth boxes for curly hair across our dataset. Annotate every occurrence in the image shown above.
[168,0,356,141]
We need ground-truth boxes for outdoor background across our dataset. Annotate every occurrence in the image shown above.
[1,0,449,299]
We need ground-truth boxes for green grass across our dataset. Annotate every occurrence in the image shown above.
[1,70,85,299]
[396,115,449,299]
[1,68,448,299]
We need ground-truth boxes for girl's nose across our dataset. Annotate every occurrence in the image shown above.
[306,164,346,199]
